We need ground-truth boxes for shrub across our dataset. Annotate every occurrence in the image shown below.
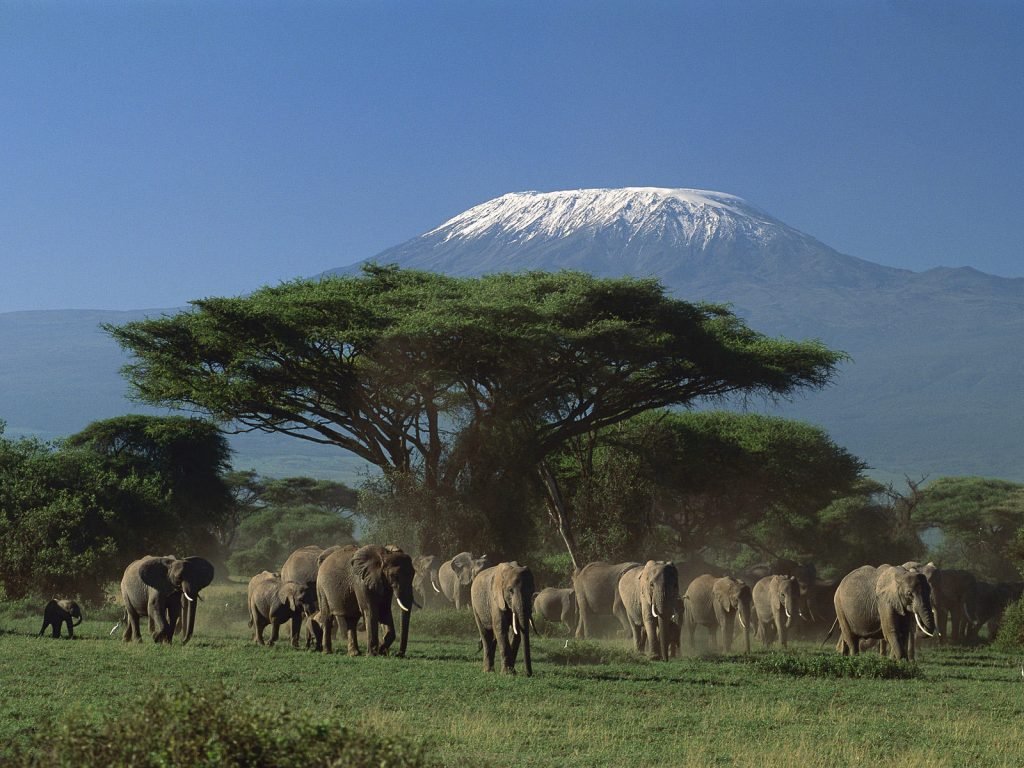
[413,607,479,639]
[8,683,433,768]
[752,651,924,679]
[993,598,1024,651]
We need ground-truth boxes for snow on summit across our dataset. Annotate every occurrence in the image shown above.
[427,187,784,247]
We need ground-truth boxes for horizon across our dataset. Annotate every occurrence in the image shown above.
[3,3,1023,312]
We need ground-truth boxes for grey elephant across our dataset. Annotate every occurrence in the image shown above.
[282,545,340,588]
[751,574,800,648]
[247,571,318,648]
[471,561,535,676]
[573,560,641,639]
[532,587,578,635]
[834,564,937,660]
[618,561,679,660]
[120,555,215,643]
[413,554,445,609]
[38,598,83,639]
[438,552,492,609]
[683,575,752,653]
[965,580,1015,643]
[922,564,976,643]
[317,544,415,656]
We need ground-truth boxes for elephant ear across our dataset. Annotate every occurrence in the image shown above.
[352,545,386,589]
[182,557,215,591]
[139,557,176,595]
[451,552,474,584]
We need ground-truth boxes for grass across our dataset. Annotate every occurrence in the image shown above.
[3,592,1024,767]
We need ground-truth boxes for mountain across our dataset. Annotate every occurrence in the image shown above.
[3,187,1022,481]
[326,187,1024,481]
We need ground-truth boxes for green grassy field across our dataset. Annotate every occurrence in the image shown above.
[3,586,1024,767]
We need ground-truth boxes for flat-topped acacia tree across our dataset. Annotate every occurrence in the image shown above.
[105,265,844,567]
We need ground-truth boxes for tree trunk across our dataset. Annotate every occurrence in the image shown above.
[537,461,580,572]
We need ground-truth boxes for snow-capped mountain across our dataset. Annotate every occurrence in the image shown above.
[322,186,1024,480]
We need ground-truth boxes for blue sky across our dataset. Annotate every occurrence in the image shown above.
[2,1,1022,312]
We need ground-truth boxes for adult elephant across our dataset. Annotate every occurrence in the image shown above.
[471,561,534,676]
[683,575,752,653]
[834,564,937,660]
[573,561,640,639]
[532,587,578,635]
[247,571,318,648]
[965,580,1015,643]
[38,598,83,639]
[120,555,215,643]
[618,560,679,660]
[438,552,492,609]
[413,555,445,609]
[925,565,977,643]
[751,575,800,648]
[317,544,415,657]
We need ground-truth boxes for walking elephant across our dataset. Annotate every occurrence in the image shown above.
[413,555,445,609]
[316,544,415,657]
[438,552,492,609]
[471,561,534,676]
[834,564,937,660]
[247,571,318,648]
[752,574,800,648]
[683,575,752,653]
[573,560,640,639]
[618,560,679,660]
[120,555,215,643]
[38,598,82,639]
[532,587,578,635]
[965,580,1015,643]
[925,565,977,643]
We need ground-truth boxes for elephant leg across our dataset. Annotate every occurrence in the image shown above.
[269,618,282,646]
[254,615,268,645]
[290,614,302,649]
[345,616,361,657]
[64,617,74,639]
[322,613,335,654]
[498,627,516,674]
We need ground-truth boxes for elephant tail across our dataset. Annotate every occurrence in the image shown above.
[819,617,838,647]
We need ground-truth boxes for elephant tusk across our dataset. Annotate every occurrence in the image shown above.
[109,622,121,636]
[396,597,411,613]
[652,603,659,619]
[183,591,195,603]
[785,607,792,620]
[512,612,520,637]
[432,583,441,593]
[738,614,746,629]
[915,612,935,638]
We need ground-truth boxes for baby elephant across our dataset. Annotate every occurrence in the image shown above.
[247,571,318,648]
[39,598,83,638]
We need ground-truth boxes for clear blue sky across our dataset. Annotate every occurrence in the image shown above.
[2,1,1022,312]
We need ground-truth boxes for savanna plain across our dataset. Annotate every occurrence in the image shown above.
[2,584,1023,768]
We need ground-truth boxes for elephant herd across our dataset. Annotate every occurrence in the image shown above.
[38,546,1021,671]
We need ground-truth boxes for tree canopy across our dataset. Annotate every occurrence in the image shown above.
[106,266,846,564]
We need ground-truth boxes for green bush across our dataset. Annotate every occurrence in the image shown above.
[8,684,433,768]
[412,607,479,639]
[993,598,1024,651]
[752,651,924,679]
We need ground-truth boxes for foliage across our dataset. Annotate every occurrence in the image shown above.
[914,476,1024,580]
[106,266,845,562]
[545,640,651,666]
[992,598,1024,651]
[751,651,924,679]
[7,684,432,768]
[226,472,357,576]
[554,410,866,564]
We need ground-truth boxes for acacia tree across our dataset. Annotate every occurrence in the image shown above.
[106,266,844,566]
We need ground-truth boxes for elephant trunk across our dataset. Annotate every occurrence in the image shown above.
[398,602,411,657]
[913,595,938,638]
[72,613,83,627]
[657,613,670,661]
[430,572,442,594]
[739,602,752,653]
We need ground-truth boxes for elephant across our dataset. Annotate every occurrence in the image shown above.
[618,560,679,660]
[120,555,215,643]
[282,545,339,589]
[413,554,445,609]
[438,552,493,609]
[316,544,415,657]
[924,565,977,644]
[471,561,534,676]
[682,575,752,653]
[751,574,801,648]
[247,571,318,648]
[38,598,82,638]
[965,580,1015,643]
[532,587,578,635]
[573,560,640,639]
[833,564,938,660]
